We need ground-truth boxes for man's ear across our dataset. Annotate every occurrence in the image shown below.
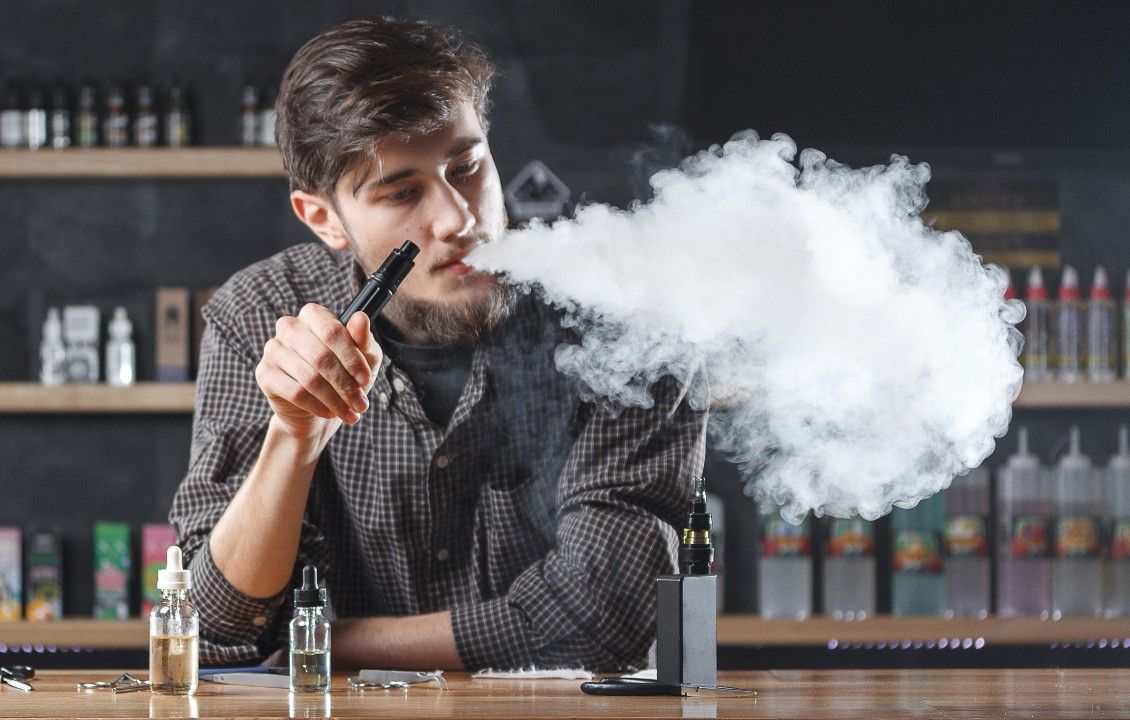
[291,190,350,250]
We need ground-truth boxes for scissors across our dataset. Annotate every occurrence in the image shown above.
[0,665,35,692]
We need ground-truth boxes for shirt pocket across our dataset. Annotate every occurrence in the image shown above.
[477,473,558,597]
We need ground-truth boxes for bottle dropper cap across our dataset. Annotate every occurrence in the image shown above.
[1008,426,1039,471]
[1026,267,1047,301]
[157,546,191,591]
[1112,425,1130,473]
[1059,425,1091,470]
[1059,265,1080,301]
[294,564,326,608]
[1091,266,1111,299]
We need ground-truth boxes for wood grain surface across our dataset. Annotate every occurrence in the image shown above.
[0,669,1127,719]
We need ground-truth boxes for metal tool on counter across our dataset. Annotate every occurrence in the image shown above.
[76,673,150,693]
[203,672,291,689]
[347,669,446,690]
[0,664,34,691]
[580,677,757,696]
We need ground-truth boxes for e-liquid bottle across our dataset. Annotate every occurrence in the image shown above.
[0,83,25,149]
[133,85,158,148]
[757,507,812,619]
[943,466,991,618]
[149,546,199,695]
[1022,267,1053,382]
[996,426,1052,618]
[164,83,191,147]
[1052,426,1102,618]
[891,492,945,616]
[25,89,47,150]
[105,306,136,387]
[49,86,71,149]
[102,86,129,147]
[1056,266,1083,383]
[39,307,67,386]
[1104,426,1130,617]
[76,84,99,147]
[821,517,876,620]
[290,565,330,693]
[240,84,259,146]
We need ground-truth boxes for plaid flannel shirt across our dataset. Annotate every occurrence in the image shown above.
[169,242,707,670]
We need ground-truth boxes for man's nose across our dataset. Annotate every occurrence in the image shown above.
[430,182,475,243]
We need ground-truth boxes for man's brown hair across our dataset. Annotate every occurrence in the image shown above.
[277,17,495,199]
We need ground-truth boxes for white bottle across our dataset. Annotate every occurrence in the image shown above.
[39,307,67,386]
[1056,266,1083,383]
[822,517,876,620]
[1087,266,1117,382]
[996,426,1053,618]
[944,466,991,618]
[150,546,199,695]
[1105,426,1130,617]
[105,307,136,387]
[757,508,812,619]
[1022,267,1053,382]
[1052,426,1103,618]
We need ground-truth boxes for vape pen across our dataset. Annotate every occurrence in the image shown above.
[337,241,420,325]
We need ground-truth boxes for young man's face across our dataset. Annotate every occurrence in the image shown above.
[294,99,510,343]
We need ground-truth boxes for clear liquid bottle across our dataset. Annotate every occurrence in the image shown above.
[49,86,71,149]
[164,83,191,147]
[76,84,99,147]
[1087,265,1117,382]
[1056,265,1083,383]
[1052,426,1103,618]
[150,546,199,695]
[39,307,67,386]
[822,517,876,620]
[997,426,1052,617]
[240,84,259,146]
[290,564,330,693]
[1022,266,1053,382]
[891,493,945,616]
[944,466,991,618]
[1104,426,1130,617]
[105,307,136,387]
[757,509,812,619]
[25,89,47,150]
[133,85,158,148]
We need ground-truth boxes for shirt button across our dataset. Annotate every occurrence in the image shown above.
[434,454,449,469]
[378,392,389,408]
[436,548,450,562]
[252,616,268,627]
[392,378,407,393]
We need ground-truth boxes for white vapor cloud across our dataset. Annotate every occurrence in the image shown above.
[469,132,1024,522]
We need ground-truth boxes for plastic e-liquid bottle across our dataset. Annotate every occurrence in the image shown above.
[290,565,330,693]
[1104,426,1130,617]
[164,83,191,147]
[757,508,812,619]
[49,86,71,149]
[25,89,47,150]
[1022,266,1053,382]
[943,466,991,618]
[997,426,1052,617]
[133,85,158,148]
[102,86,129,147]
[240,84,259,146]
[105,307,136,387]
[1052,426,1103,618]
[150,546,199,695]
[1056,266,1083,383]
[891,492,946,616]
[1087,265,1117,382]
[822,517,876,620]
[39,307,67,386]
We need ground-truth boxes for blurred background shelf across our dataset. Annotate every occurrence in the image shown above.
[1014,382,1130,408]
[7,615,1130,651]
[717,615,1130,646]
[0,382,195,413]
[0,148,285,178]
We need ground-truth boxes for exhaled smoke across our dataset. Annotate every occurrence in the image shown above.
[469,132,1025,522]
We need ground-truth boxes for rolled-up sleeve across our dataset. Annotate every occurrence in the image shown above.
[450,369,708,671]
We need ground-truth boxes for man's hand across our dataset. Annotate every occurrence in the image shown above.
[255,304,382,441]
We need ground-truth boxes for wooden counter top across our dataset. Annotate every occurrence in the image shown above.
[0,669,1128,719]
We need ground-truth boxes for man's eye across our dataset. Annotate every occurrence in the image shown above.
[384,187,417,202]
[452,160,480,178]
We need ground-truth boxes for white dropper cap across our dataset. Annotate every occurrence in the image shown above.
[157,546,192,591]
[108,307,132,339]
[44,307,62,340]
[1058,425,1091,470]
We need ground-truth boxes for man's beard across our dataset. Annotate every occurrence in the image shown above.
[380,274,516,346]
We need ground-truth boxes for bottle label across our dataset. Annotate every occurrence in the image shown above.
[826,518,874,557]
[1010,516,1050,558]
[1055,515,1101,558]
[1110,518,1130,560]
[761,517,810,557]
[945,514,988,557]
[892,530,943,573]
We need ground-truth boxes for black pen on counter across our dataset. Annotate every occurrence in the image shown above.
[338,240,420,325]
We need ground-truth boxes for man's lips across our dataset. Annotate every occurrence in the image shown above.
[438,249,476,275]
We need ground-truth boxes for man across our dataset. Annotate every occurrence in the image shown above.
[170,16,706,671]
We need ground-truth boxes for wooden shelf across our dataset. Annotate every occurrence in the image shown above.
[0,619,147,649]
[1014,381,1130,408]
[718,614,1130,646]
[0,148,285,178]
[5,615,1130,650]
[0,382,195,413]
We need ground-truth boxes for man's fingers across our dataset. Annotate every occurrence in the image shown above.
[256,363,336,420]
[345,311,383,382]
[273,342,363,423]
[286,305,371,408]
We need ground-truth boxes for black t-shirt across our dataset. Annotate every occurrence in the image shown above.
[376,321,473,428]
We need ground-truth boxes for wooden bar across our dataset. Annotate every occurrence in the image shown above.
[0,383,196,414]
[0,619,147,649]
[0,669,1126,718]
[0,148,285,178]
[1014,381,1130,408]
